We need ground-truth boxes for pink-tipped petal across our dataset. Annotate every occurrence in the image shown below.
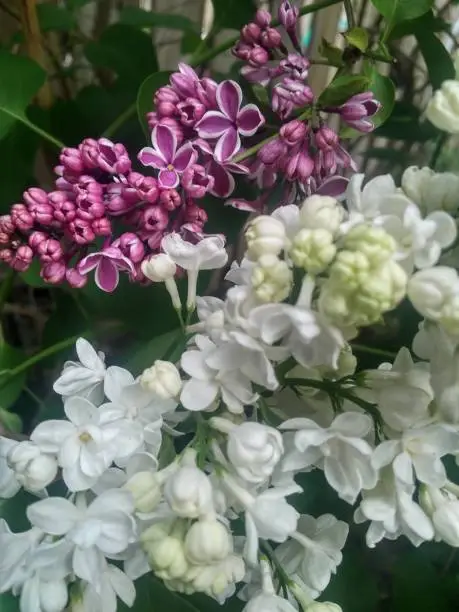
[208,161,236,198]
[78,253,102,275]
[237,104,265,136]
[316,176,349,198]
[196,111,233,138]
[158,169,180,189]
[152,125,177,163]
[95,258,119,292]
[214,128,241,163]
[173,143,197,172]
[138,147,167,169]
[217,80,243,120]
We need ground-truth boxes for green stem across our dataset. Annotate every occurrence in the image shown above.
[19,115,65,149]
[344,0,356,29]
[430,132,448,170]
[351,343,396,360]
[102,104,137,139]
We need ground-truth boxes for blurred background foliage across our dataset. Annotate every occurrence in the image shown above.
[0,1,459,610]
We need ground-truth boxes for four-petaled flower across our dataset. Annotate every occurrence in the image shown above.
[138,125,197,189]
[196,80,265,161]
[78,246,136,292]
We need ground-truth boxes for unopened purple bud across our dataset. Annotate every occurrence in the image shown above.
[315,126,339,151]
[280,54,310,80]
[60,147,85,174]
[232,41,252,61]
[128,172,159,204]
[255,9,271,28]
[278,1,299,31]
[272,90,293,120]
[0,249,13,264]
[241,23,261,44]
[114,232,145,263]
[157,102,177,117]
[29,201,54,226]
[142,206,169,232]
[280,119,308,146]
[177,98,206,127]
[66,268,87,288]
[23,187,48,208]
[159,189,181,211]
[11,204,34,232]
[155,86,180,106]
[37,238,63,263]
[68,218,96,245]
[258,138,287,165]
[0,215,15,236]
[249,46,269,67]
[50,197,76,225]
[11,245,33,272]
[184,202,207,227]
[196,78,218,108]
[284,149,314,182]
[170,70,197,99]
[260,27,282,49]
[29,231,48,250]
[105,184,135,216]
[182,164,214,199]
[41,261,66,284]
[92,217,112,237]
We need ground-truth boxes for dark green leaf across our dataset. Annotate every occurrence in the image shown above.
[0,343,27,411]
[0,408,21,432]
[365,147,411,164]
[0,592,19,612]
[0,51,46,140]
[137,71,173,137]
[319,75,370,107]
[366,68,396,129]
[389,10,449,40]
[119,7,196,31]
[371,0,434,24]
[36,4,76,32]
[344,26,370,52]
[211,0,257,30]
[85,24,158,87]
[126,328,185,375]
[319,38,344,66]
[19,260,48,288]
[416,31,455,90]
[65,0,92,8]
[0,489,36,532]
[374,101,438,141]
[120,575,200,612]
[181,31,204,54]
[0,124,39,212]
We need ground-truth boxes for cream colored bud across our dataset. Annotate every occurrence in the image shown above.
[252,254,293,303]
[140,360,182,399]
[245,216,286,260]
[300,195,343,235]
[425,80,459,134]
[343,224,395,266]
[290,228,336,274]
[124,471,162,513]
[184,517,232,564]
[142,253,176,281]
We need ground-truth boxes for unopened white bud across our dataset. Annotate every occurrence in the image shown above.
[140,360,182,399]
[343,224,395,266]
[329,250,370,291]
[124,470,162,513]
[164,465,214,518]
[39,579,68,612]
[186,554,245,598]
[7,441,57,492]
[252,254,292,303]
[420,485,459,546]
[290,228,336,274]
[246,216,286,260]
[401,166,434,206]
[184,516,232,564]
[227,422,283,484]
[408,266,459,320]
[306,603,343,612]
[336,346,357,377]
[426,80,459,134]
[300,195,344,235]
[142,253,176,281]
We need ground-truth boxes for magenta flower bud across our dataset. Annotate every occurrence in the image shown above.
[0,215,15,235]
[177,98,206,127]
[184,202,207,226]
[241,23,261,44]
[147,112,158,131]
[37,238,63,263]
[66,267,87,288]
[80,138,131,175]
[113,232,145,263]
[280,54,310,80]
[128,172,159,204]
[41,261,66,284]
[315,126,339,151]
[249,46,269,67]
[68,218,96,245]
[28,202,54,226]
[75,178,105,220]
[155,86,180,106]
[285,148,314,182]
[260,27,282,49]
[92,217,112,237]
[52,199,76,225]
[255,8,271,28]
[170,64,199,98]
[60,147,85,174]
[11,245,33,272]
[157,102,177,117]
[105,184,135,216]
[196,78,218,108]
[280,119,308,146]
[278,1,299,30]
[159,189,181,211]
[23,187,48,208]
[11,204,34,232]
[321,149,337,173]
[54,174,75,194]
[337,92,381,133]
[258,138,287,165]
[28,231,48,250]
[272,90,293,120]
[0,249,13,263]
[232,42,252,61]
[142,205,169,232]
[182,164,214,199]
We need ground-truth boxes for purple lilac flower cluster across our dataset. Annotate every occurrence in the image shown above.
[230,1,381,209]
[0,138,207,292]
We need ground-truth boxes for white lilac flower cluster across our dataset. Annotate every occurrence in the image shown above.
[2,165,459,612]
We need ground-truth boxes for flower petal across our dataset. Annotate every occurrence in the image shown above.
[158,168,179,189]
[207,161,235,198]
[173,142,197,172]
[137,147,166,169]
[214,129,241,164]
[152,125,176,163]
[196,111,233,139]
[27,497,80,535]
[76,338,104,372]
[64,396,97,426]
[180,378,218,411]
[31,420,75,453]
[237,104,265,137]
[78,253,102,276]
[217,80,242,121]
[95,258,120,293]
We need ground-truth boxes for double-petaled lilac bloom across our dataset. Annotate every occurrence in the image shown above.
[196,80,265,161]
[78,245,136,292]
[138,125,197,189]
[336,92,381,133]
[194,139,249,199]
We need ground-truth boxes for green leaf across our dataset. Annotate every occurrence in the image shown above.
[65,0,92,8]
[120,575,201,612]
[0,592,19,612]
[0,124,39,211]
[319,38,344,66]
[0,408,21,432]
[211,0,257,30]
[126,328,185,375]
[415,31,455,90]
[36,4,76,32]
[366,68,396,129]
[344,26,370,52]
[0,51,46,140]
[319,75,370,107]
[374,101,438,141]
[389,10,449,40]
[371,0,434,24]
[181,30,204,54]
[119,7,196,31]
[137,71,173,137]
[0,343,27,411]
[85,24,158,87]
